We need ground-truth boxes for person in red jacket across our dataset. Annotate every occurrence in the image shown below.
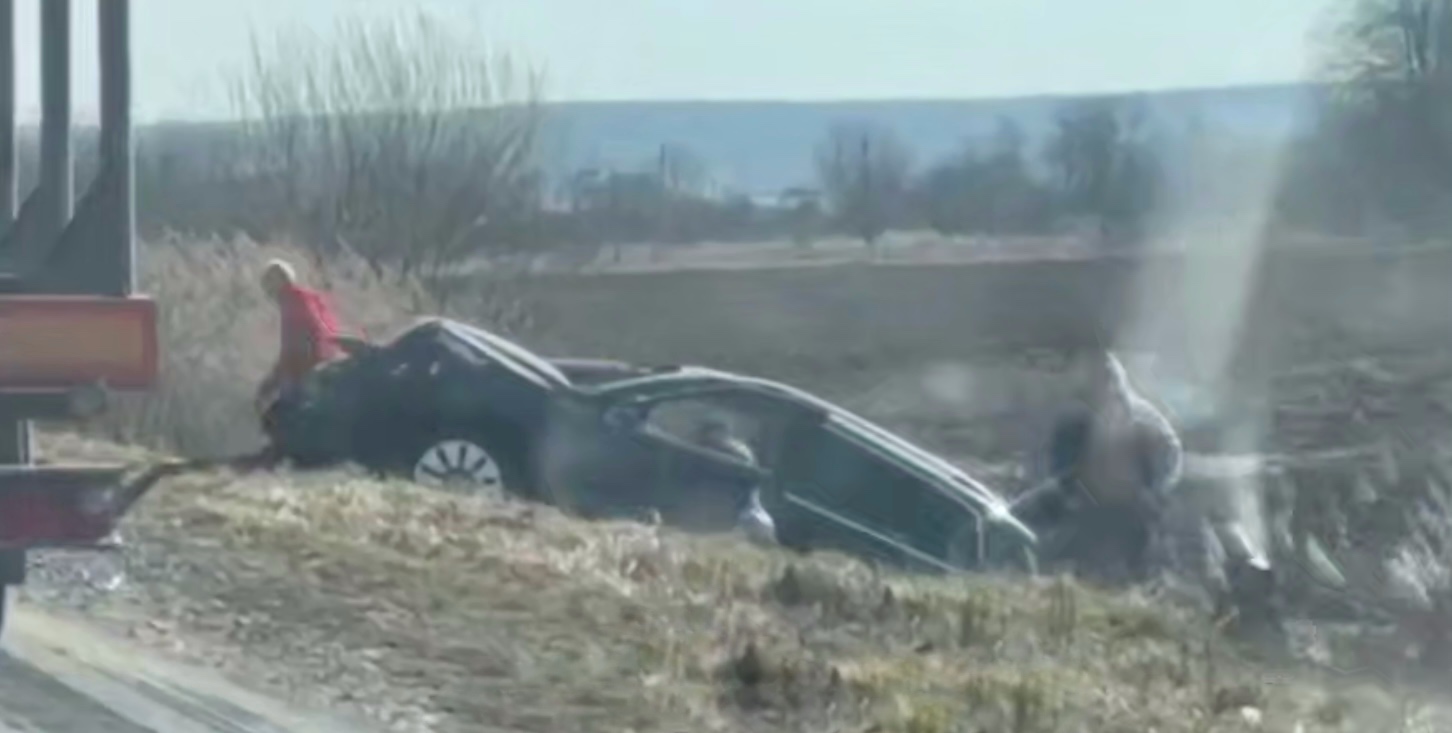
[253,259,347,417]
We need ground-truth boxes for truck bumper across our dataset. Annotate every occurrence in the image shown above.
[0,465,134,550]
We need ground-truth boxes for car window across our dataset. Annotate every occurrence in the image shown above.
[781,424,979,561]
[639,390,794,468]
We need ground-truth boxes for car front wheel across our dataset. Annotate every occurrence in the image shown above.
[411,437,518,499]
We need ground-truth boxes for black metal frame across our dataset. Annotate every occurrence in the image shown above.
[0,0,133,297]
[0,0,135,586]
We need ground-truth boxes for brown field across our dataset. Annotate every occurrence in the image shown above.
[456,241,1452,466]
[505,243,1452,375]
[110,235,1452,470]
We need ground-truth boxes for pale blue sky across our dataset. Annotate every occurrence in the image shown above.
[9,0,1336,122]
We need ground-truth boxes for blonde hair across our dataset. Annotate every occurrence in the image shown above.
[262,258,296,282]
[260,258,299,299]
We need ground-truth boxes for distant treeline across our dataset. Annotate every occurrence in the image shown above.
[7,3,1451,280]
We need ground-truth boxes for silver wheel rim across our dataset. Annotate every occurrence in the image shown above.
[413,439,504,495]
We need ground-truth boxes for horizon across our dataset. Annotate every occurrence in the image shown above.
[539,80,1318,108]
[8,79,1319,130]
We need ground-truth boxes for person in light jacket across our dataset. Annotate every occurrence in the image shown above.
[1022,350,1184,583]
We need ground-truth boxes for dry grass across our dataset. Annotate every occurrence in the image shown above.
[88,235,429,457]
[29,433,1449,733]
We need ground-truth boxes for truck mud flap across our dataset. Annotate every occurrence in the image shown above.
[0,460,191,550]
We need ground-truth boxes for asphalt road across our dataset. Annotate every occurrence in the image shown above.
[0,605,372,733]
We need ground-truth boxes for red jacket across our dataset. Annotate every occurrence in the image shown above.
[272,283,344,386]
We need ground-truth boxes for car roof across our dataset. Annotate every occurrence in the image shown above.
[420,318,573,389]
[587,367,1030,532]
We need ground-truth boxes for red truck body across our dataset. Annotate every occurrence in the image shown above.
[0,297,158,626]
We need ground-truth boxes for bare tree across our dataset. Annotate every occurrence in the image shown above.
[654,144,712,242]
[1328,0,1452,99]
[913,117,1051,235]
[228,11,546,285]
[1044,96,1162,244]
[1309,0,1452,232]
[814,122,913,252]
[1283,0,1452,654]
[779,187,824,250]
[656,143,711,199]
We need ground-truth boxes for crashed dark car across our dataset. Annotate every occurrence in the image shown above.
[266,318,1037,574]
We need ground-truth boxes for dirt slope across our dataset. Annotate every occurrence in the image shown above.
[20,434,1450,733]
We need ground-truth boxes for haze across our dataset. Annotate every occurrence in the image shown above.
[6,0,1332,123]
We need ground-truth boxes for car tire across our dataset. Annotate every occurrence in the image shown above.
[408,435,524,499]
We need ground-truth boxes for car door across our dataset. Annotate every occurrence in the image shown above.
[537,395,663,519]
[770,418,980,572]
[627,390,784,531]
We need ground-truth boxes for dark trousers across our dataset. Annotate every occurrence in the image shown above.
[254,382,306,468]
[1051,503,1158,585]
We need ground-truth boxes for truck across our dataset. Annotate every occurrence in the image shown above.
[0,0,158,635]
